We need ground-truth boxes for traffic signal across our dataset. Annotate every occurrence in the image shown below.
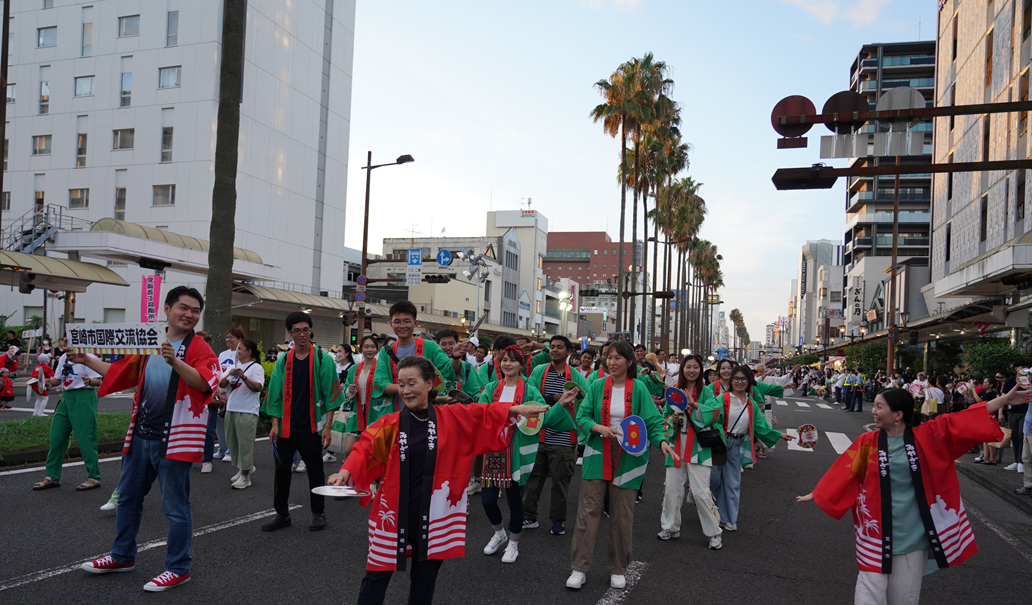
[342,311,358,326]
[652,291,675,299]
[581,288,601,297]
[18,273,35,294]
[350,328,358,346]
[424,275,451,284]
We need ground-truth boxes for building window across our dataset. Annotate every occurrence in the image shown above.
[158,66,181,88]
[32,135,51,155]
[37,27,56,48]
[986,29,994,88]
[81,22,92,57]
[949,85,956,130]
[44,0,54,8]
[6,84,13,103]
[947,154,954,199]
[153,185,175,206]
[166,11,178,46]
[74,76,94,96]
[1,192,9,211]
[1019,171,1027,222]
[983,116,991,162]
[115,187,126,220]
[603,249,608,255]
[536,301,541,313]
[951,18,958,61]
[945,223,952,262]
[113,129,134,150]
[118,15,140,38]
[161,127,173,162]
[1025,0,1032,41]
[537,277,542,291]
[69,188,89,209]
[120,72,132,107]
[35,190,44,211]
[76,133,87,167]
[3,139,6,170]
[39,81,49,114]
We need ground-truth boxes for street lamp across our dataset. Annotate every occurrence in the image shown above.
[358,152,414,340]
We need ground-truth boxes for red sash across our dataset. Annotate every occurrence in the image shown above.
[482,379,525,487]
[600,377,634,481]
[540,363,576,444]
[353,358,377,431]
[721,389,754,434]
[388,338,425,381]
[283,349,317,436]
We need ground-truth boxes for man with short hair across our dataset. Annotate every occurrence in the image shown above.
[79,287,219,592]
[435,329,483,403]
[524,335,591,535]
[371,301,455,412]
[262,311,343,533]
[1003,360,1029,473]
[475,344,490,367]
[576,349,596,379]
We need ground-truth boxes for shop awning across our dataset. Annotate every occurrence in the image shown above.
[0,250,129,292]
[233,283,351,315]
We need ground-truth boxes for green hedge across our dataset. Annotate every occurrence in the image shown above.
[0,411,132,460]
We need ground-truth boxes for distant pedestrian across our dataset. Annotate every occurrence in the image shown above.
[29,353,55,416]
[0,367,14,410]
[220,339,264,490]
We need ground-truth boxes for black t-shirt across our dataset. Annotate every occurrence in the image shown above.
[289,352,312,433]
[407,407,429,548]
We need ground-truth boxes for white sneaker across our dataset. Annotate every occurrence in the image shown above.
[484,531,507,555]
[231,475,252,490]
[522,519,539,529]
[708,535,723,550]
[201,462,212,474]
[501,540,519,563]
[1005,463,1019,470]
[213,452,223,459]
[294,460,307,473]
[232,466,256,482]
[222,453,232,463]
[720,522,737,532]
[657,529,680,540]
[566,571,586,589]
[467,479,482,495]
[322,452,337,462]
[610,574,626,589]
[576,457,583,466]
[100,502,117,511]
[1019,463,1026,473]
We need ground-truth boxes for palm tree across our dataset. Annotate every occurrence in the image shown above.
[591,65,635,335]
[204,0,246,351]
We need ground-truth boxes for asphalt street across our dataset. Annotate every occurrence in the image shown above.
[1,390,135,421]
[2,393,1031,605]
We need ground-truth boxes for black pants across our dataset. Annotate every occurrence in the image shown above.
[356,558,443,605]
[1010,412,1026,465]
[273,431,325,516]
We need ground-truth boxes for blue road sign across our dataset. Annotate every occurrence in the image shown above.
[356,275,367,286]
[437,249,453,266]
[355,291,366,302]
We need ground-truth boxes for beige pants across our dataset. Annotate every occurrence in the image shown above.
[660,463,721,537]
[1023,434,1032,489]
[854,549,927,605]
[225,411,258,473]
[570,442,637,575]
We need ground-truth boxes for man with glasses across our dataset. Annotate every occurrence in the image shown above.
[371,301,455,412]
[262,311,343,532]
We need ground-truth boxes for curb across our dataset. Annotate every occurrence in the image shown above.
[956,462,1032,517]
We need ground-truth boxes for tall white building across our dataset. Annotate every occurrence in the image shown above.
[486,210,547,334]
[1,0,355,345]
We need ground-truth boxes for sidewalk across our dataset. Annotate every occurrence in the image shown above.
[956,452,1032,516]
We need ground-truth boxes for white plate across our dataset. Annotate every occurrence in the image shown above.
[311,485,371,497]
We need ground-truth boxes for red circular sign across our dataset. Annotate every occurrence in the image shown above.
[770,95,816,138]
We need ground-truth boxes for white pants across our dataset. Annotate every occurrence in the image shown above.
[854,549,927,605]
[660,463,721,538]
[32,392,49,416]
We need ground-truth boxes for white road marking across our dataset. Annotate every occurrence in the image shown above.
[0,505,301,592]
[594,560,648,605]
[795,401,810,408]
[816,403,832,409]
[783,429,812,452]
[776,400,788,406]
[966,505,1032,565]
[826,432,853,454]
[1,407,52,414]
[0,438,271,477]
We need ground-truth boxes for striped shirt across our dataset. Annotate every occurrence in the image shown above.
[541,365,575,447]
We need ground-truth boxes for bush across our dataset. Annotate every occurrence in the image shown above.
[961,341,1026,381]
[794,353,818,366]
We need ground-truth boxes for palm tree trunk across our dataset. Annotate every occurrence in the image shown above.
[629,129,640,340]
[650,210,658,350]
[673,248,682,352]
[204,0,246,353]
[640,185,650,348]
[616,124,627,337]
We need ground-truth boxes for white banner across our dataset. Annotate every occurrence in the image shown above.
[66,323,164,355]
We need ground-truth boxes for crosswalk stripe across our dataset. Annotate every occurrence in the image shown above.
[795,401,810,408]
[816,403,832,409]
[784,428,812,452]
[776,400,788,406]
[826,432,853,454]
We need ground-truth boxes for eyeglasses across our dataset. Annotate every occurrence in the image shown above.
[290,328,311,335]
[732,377,749,383]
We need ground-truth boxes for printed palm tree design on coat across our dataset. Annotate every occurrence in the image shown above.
[378,502,397,531]
[855,488,880,537]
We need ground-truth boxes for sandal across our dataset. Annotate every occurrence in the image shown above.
[758,453,767,459]
[76,479,101,491]
[32,478,60,490]
[982,460,998,465]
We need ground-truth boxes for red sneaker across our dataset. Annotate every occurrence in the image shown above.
[81,555,135,574]
[143,570,191,592]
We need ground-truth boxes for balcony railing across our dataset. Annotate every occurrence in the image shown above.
[545,306,561,319]
[850,188,930,206]
[848,211,930,229]
[544,249,590,260]
[876,235,929,247]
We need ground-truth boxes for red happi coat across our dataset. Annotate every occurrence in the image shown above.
[99,332,220,463]
[812,402,1003,573]
[352,358,377,432]
[30,364,55,396]
[342,402,516,571]
[0,376,14,397]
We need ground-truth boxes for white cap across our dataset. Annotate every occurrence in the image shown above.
[469,336,480,347]
[37,353,50,363]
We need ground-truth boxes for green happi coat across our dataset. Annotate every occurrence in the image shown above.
[263,346,343,438]
[477,379,576,485]
[699,381,784,464]
[444,359,483,403]
[341,359,393,433]
[639,368,667,398]
[662,384,725,467]
[371,338,455,411]
[527,361,592,445]
[529,349,550,372]
[577,376,669,489]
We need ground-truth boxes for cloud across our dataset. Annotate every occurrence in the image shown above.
[779,0,890,27]
[576,0,643,10]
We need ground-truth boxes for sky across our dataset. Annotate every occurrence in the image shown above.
[343,0,935,340]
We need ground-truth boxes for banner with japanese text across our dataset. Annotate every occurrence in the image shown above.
[66,323,164,355]
[140,275,162,322]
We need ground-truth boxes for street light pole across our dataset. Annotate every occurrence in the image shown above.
[358,152,414,341]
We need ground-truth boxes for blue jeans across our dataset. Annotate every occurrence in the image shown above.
[481,484,524,538]
[111,435,193,574]
[709,435,743,526]
[203,405,230,462]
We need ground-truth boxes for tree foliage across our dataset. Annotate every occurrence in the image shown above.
[960,340,1026,380]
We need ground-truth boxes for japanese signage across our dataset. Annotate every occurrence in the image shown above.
[140,275,163,322]
[406,249,423,286]
[799,258,808,297]
[852,281,864,318]
[66,323,164,355]
[21,328,42,338]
